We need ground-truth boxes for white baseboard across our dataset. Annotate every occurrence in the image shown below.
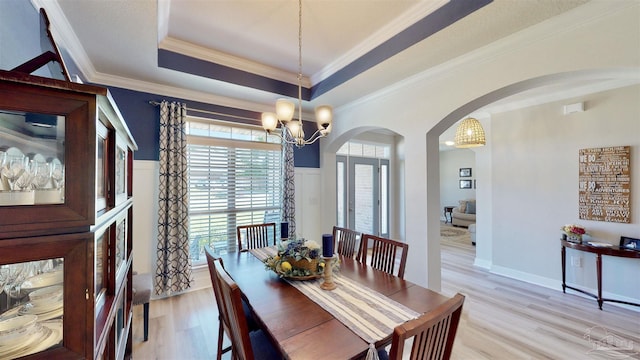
[491,265,558,290]
[490,265,640,312]
[473,258,491,269]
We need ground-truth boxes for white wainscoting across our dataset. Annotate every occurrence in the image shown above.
[294,168,323,241]
[132,160,159,276]
[132,161,325,295]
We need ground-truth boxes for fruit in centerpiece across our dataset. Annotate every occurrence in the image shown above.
[264,238,325,278]
[281,261,292,272]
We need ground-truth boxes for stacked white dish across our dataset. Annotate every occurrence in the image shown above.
[0,314,43,358]
[0,283,64,357]
[0,315,39,346]
[19,284,64,321]
[0,318,62,358]
[21,269,63,292]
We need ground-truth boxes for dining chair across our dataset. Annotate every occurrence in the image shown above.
[332,226,362,259]
[379,293,465,360]
[132,272,151,342]
[359,234,409,279]
[206,248,281,360]
[237,223,277,252]
[205,248,232,360]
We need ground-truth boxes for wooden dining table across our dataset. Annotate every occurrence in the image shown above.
[220,250,449,359]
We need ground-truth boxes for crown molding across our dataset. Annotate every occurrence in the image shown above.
[36,0,637,123]
[159,37,310,87]
[94,71,321,120]
[311,0,449,84]
[30,0,98,80]
[159,1,448,87]
[340,0,638,114]
[91,71,271,113]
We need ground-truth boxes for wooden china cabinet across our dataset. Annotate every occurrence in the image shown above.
[0,69,137,359]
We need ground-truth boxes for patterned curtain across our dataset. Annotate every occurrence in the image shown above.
[281,128,296,237]
[155,101,192,296]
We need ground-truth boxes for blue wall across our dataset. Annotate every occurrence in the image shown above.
[0,0,55,78]
[108,86,320,167]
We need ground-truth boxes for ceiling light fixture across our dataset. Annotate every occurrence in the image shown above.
[454,117,486,148]
[261,0,333,148]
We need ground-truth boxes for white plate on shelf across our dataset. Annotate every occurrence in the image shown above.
[33,307,63,322]
[587,241,613,247]
[0,306,21,321]
[19,302,63,318]
[29,284,63,304]
[0,322,44,353]
[0,320,61,359]
[21,320,63,357]
[19,298,63,315]
[21,270,64,291]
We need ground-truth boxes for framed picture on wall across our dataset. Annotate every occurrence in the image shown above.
[459,179,472,189]
[620,236,639,251]
[459,168,472,177]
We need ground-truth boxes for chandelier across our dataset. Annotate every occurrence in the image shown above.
[261,0,333,148]
[454,117,486,148]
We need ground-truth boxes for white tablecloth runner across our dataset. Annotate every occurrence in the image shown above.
[249,247,419,359]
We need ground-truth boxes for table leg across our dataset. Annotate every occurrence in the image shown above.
[596,254,603,310]
[561,246,566,293]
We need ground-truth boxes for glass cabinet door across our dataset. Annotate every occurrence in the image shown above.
[0,111,65,206]
[96,122,109,215]
[0,233,90,358]
[0,258,64,358]
[0,78,96,239]
[114,134,129,205]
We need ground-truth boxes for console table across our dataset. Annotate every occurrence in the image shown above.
[561,239,640,310]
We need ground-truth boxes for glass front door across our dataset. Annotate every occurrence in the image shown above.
[337,156,389,237]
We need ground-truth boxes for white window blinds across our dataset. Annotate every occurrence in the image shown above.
[186,119,282,264]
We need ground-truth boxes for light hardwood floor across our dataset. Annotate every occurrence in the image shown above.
[133,234,640,359]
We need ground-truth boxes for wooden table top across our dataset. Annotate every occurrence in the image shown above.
[561,239,640,258]
[220,251,449,360]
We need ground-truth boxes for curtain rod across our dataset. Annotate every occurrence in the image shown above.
[148,100,259,122]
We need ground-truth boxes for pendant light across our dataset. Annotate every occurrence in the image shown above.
[454,117,486,148]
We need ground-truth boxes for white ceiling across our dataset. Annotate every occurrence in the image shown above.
[36,0,636,150]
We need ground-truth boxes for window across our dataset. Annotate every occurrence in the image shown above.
[337,141,390,159]
[186,118,282,265]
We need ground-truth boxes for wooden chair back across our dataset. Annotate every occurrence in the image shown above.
[205,248,232,360]
[236,223,276,252]
[360,234,408,278]
[332,226,362,259]
[205,248,256,360]
[388,293,465,360]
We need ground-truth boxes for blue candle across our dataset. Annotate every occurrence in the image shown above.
[322,234,333,257]
[280,222,289,239]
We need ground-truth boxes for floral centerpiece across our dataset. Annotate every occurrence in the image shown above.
[264,239,325,278]
[562,224,587,243]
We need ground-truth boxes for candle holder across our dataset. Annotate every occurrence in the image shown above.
[320,255,337,290]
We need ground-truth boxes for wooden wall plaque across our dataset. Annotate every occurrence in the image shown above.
[578,146,631,223]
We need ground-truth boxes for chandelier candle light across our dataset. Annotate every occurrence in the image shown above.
[261,0,333,148]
